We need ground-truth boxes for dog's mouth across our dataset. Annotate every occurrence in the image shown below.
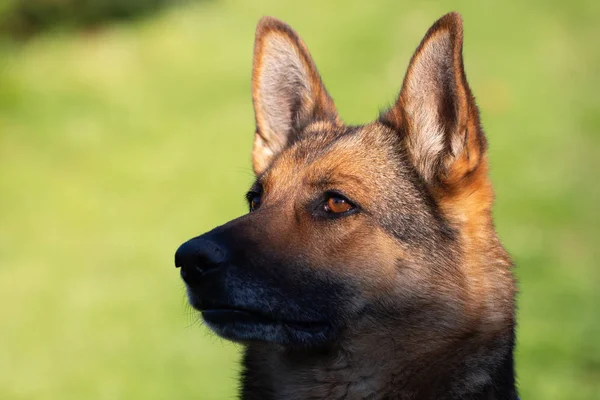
[198,305,332,346]
[184,275,342,346]
[202,307,328,333]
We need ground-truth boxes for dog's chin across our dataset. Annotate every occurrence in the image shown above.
[201,308,333,347]
[186,286,338,347]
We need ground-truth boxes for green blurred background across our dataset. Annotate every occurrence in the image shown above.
[0,0,598,399]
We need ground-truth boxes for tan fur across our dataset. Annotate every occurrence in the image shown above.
[177,12,517,400]
[244,13,515,398]
[252,17,341,175]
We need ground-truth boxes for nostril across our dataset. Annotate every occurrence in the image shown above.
[174,237,227,281]
[203,241,226,265]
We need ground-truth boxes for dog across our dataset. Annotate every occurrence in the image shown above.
[175,12,517,399]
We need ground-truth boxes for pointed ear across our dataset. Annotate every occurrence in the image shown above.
[251,17,340,175]
[381,12,486,186]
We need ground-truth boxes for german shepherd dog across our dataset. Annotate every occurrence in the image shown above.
[175,12,517,399]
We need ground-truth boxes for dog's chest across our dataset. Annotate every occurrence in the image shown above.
[271,357,394,400]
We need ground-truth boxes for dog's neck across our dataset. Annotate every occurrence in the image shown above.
[240,325,517,400]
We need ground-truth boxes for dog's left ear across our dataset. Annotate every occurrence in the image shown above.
[251,17,340,175]
[381,12,486,186]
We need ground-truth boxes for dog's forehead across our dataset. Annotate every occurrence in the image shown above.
[261,122,403,194]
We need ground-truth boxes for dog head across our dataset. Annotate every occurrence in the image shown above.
[175,13,513,349]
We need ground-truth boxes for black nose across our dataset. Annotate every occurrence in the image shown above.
[174,237,226,283]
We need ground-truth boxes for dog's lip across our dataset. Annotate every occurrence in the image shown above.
[201,307,328,333]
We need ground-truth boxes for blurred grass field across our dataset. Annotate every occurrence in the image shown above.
[1,0,599,399]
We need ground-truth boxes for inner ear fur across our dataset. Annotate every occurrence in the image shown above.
[380,12,486,188]
[251,16,340,175]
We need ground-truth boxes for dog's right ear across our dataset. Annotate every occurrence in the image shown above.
[380,12,486,187]
[251,17,340,175]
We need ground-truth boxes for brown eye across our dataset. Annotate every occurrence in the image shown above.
[324,196,353,214]
[250,194,261,212]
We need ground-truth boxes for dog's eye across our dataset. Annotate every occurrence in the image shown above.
[324,195,353,214]
[249,193,262,212]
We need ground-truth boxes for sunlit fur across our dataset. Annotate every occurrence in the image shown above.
[179,12,517,400]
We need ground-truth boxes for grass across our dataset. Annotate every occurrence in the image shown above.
[0,0,598,399]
